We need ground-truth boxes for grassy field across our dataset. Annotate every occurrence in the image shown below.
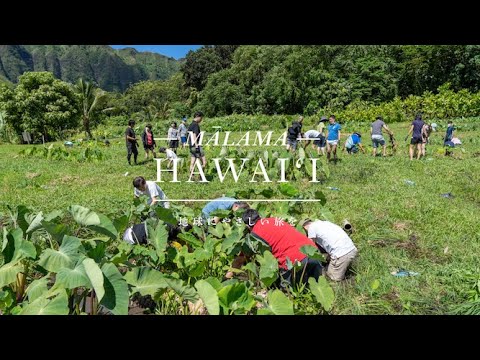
[1,119,480,314]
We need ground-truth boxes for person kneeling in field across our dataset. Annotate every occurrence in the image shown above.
[343,132,365,154]
[301,219,358,281]
[236,209,323,287]
[202,197,250,225]
[133,176,170,208]
[158,147,178,168]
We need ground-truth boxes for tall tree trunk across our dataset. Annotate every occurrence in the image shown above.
[83,116,93,139]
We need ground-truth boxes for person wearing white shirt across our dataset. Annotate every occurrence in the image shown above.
[132,176,170,208]
[301,219,357,281]
[304,129,325,155]
[158,147,178,168]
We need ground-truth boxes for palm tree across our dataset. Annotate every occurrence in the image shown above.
[75,79,107,139]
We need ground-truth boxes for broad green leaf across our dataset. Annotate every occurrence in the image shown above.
[204,277,222,291]
[278,183,299,197]
[25,277,49,302]
[26,212,44,234]
[41,221,69,244]
[194,237,219,262]
[221,228,244,254]
[308,277,334,312]
[267,290,294,315]
[112,215,129,234]
[164,277,199,302]
[38,235,83,273]
[99,263,129,315]
[313,191,327,206]
[320,208,334,222]
[3,228,36,264]
[174,245,197,269]
[82,258,105,302]
[222,222,232,237]
[217,282,255,313]
[192,225,205,240]
[0,262,23,288]
[154,206,177,225]
[299,245,326,262]
[298,147,306,160]
[20,288,69,315]
[260,188,275,198]
[124,267,168,297]
[257,251,278,287]
[242,262,258,277]
[195,280,220,315]
[68,205,117,239]
[56,260,89,289]
[188,261,206,277]
[208,225,224,238]
[147,222,168,263]
[44,210,63,222]
[178,232,203,248]
[14,205,31,234]
[257,308,274,315]
[0,288,15,309]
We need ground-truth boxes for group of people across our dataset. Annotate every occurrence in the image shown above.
[285,114,458,160]
[126,179,358,287]
[124,111,206,168]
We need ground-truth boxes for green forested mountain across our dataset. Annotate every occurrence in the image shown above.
[0,45,180,92]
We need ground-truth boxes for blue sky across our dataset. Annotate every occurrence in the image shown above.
[110,45,202,59]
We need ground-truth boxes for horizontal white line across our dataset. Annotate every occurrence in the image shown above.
[166,199,322,202]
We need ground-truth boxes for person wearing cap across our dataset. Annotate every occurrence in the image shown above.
[326,115,342,161]
[238,209,323,287]
[343,132,365,154]
[125,119,139,165]
[371,116,393,157]
[301,219,357,281]
[179,117,188,149]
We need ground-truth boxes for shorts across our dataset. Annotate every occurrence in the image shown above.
[169,140,179,148]
[327,140,338,146]
[410,137,422,145]
[190,146,205,158]
[346,145,358,154]
[313,135,326,147]
[144,144,155,151]
[181,136,187,144]
[371,135,385,148]
[287,138,298,150]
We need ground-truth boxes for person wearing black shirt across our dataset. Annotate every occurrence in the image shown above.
[187,111,206,177]
[125,119,138,165]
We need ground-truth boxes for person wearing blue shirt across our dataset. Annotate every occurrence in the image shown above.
[343,132,365,154]
[326,115,342,161]
[202,197,249,225]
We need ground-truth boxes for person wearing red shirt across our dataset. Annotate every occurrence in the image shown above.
[241,209,323,287]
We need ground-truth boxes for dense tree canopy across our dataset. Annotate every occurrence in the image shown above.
[0,72,78,140]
